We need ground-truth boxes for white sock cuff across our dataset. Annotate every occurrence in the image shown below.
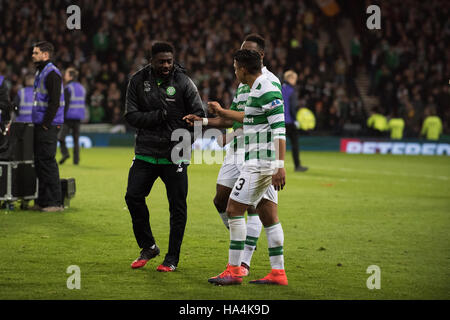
[229,216,246,241]
[247,214,262,225]
[246,214,262,238]
[265,222,284,248]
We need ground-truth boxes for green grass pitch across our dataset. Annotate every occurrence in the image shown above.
[0,147,449,300]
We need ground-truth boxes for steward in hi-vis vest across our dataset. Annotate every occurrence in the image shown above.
[13,74,35,123]
[31,41,64,212]
[58,67,86,165]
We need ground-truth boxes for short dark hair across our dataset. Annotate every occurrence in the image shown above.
[25,74,35,85]
[66,67,79,81]
[233,49,262,75]
[33,41,54,59]
[428,106,437,116]
[244,33,265,51]
[151,41,174,57]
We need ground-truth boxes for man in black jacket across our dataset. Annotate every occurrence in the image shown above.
[124,42,205,272]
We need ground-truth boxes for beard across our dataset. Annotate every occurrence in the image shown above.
[154,67,172,78]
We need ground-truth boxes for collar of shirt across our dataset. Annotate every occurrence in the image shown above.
[251,74,266,91]
[36,60,51,72]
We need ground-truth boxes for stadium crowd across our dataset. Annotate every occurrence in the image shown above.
[360,0,449,137]
[0,0,447,137]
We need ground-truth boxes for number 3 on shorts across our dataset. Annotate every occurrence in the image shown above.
[235,178,245,191]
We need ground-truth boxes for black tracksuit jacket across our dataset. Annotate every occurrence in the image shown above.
[124,63,205,159]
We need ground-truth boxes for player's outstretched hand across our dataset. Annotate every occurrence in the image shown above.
[207,101,223,116]
[182,114,202,126]
[272,168,286,191]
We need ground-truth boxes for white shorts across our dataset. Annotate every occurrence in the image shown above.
[217,163,278,204]
[216,162,243,188]
[229,171,275,207]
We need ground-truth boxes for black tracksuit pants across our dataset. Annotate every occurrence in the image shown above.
[58,119,81,164]
[33,125,62,207]
[125,158,188,267]
[286,123,301,168]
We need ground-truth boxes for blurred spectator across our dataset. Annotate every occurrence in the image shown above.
[350,34,361,78]
[282,70,308,172]
[58,67,86,165]
[334,55,347,85]
[13,74,35,123]
[367,107,388,137]
[387,111,405,140]
[420,107,443,141]
[89,83,106,123]
[435,84,450,126]
[106,82,121,122]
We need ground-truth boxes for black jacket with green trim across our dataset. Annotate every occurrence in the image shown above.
[124,63,205,160]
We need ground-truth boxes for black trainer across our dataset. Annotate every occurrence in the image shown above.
[59,155,70,165]
[295,166,308,172]
[131,245,160,269]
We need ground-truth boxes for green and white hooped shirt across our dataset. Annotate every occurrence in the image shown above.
[225,67,281,165]
[242,73,286,174]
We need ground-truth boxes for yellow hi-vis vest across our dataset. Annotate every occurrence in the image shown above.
[421,116,443,140]
[367,113,388,132]
[388,118,405,140]
[296,108,316,130]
